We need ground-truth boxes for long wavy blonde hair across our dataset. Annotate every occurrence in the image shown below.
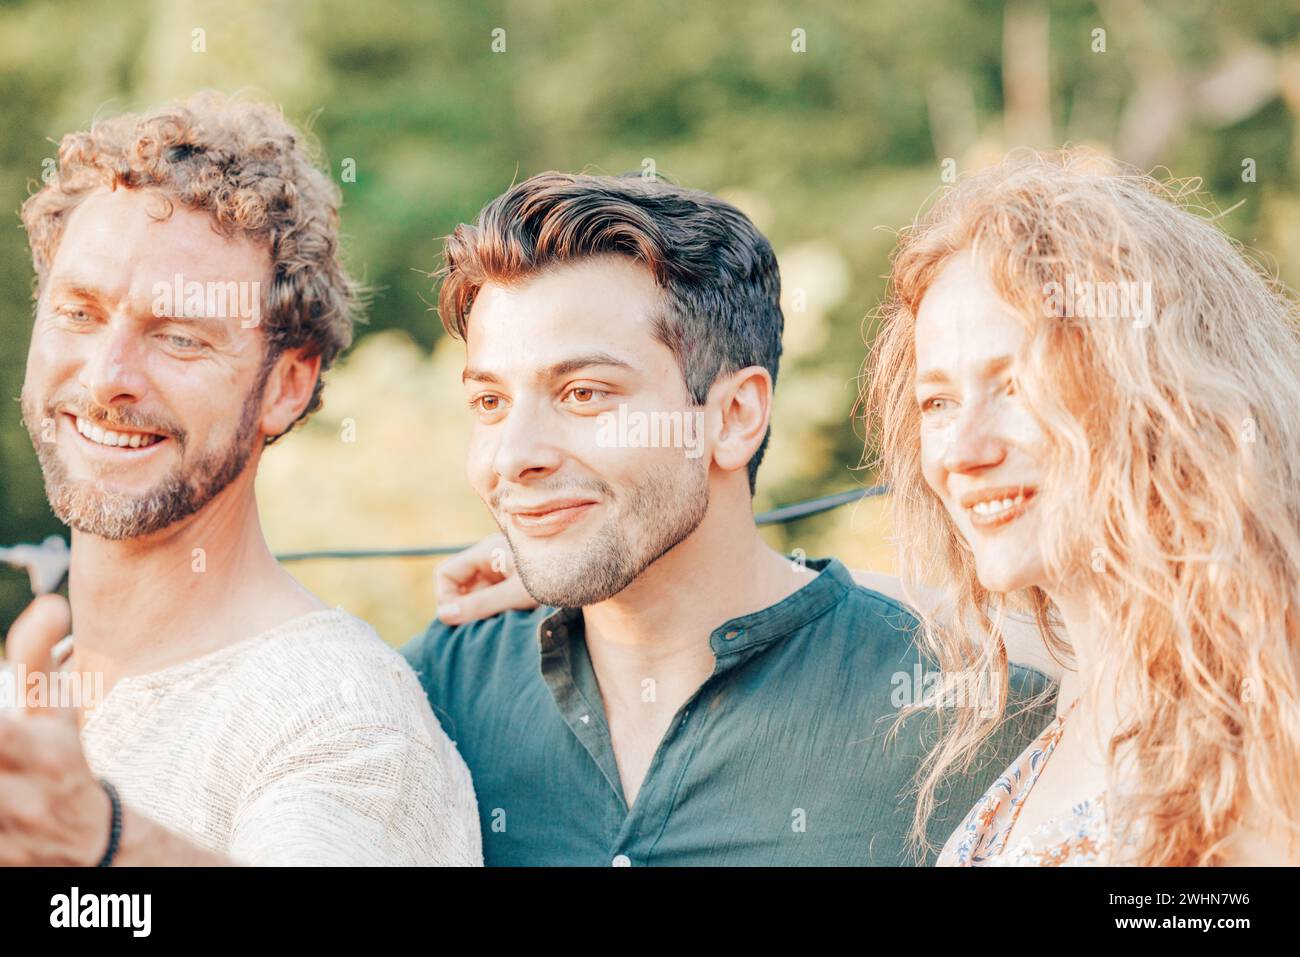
[866,149,1300,866]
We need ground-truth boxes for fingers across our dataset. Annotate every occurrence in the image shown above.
[437,577,537,626]
[0,706,75,767]
[0,712,42,770]
[0,716,108,866]
[5,594,72,676]
[436,533,515,607]
[437,533,513,593]
[4,594,77,721]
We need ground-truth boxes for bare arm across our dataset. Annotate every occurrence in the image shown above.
[0,709,238,866]
[438,535,1062,681]
[0,594,239,866]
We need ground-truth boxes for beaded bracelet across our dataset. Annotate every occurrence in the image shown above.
[96,779,122,868]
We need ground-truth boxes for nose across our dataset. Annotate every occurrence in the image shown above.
[489,399,563,484]
[941,403,1007,475]
[78,322,149,409]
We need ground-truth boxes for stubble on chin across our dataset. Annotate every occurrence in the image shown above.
[19,384,261,542]
[505,459,709,608]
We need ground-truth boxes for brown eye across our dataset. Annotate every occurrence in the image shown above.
[479,395,500,411]
[564,386,609,404]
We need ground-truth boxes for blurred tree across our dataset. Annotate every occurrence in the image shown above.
[1,0,1297,639]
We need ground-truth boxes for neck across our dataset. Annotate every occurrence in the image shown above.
[1047,587,1094,712]
[581,482,806,713]
[67,469,322,692]
[1043,584,1126,763]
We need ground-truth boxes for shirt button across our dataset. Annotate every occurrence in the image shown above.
[612,854,632,867]
[723,630,740,640]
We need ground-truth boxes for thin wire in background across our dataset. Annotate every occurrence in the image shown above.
[273,485,887,563]
[0,486,888,596]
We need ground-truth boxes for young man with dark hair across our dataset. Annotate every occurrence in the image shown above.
[402,171,1055,865]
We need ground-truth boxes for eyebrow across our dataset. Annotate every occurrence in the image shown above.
[154,312,232,332]
[50,273,249,321]
[44,281,104,304]
[462,352,638,385]
[916,355,1013,387]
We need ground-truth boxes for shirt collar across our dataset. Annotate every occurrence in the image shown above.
[703,557,851,673]
[532,557,856,803]
[536,556,853,678]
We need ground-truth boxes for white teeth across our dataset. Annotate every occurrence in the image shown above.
[971,493,1029,517]
[73,416,161,449]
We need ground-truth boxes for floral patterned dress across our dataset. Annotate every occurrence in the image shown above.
[937,698,1113,866]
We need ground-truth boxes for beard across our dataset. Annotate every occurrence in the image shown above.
[497,457,710,608]
[21,370,268,541]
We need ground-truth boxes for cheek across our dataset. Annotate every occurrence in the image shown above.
[464,428,496,491]
[26,327,73,384]
[563,411,641,467]
[157,362,260,449]
[1001,404,1049,455]
[626,443,687,479]
[918,424,949,496]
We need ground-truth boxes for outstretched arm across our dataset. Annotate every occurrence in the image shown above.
[442,535,1061,680]
[0,595,236,866]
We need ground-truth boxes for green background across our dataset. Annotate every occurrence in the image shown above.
[2,0,1298,642]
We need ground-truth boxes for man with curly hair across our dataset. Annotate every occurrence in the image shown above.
[0,93,482,866]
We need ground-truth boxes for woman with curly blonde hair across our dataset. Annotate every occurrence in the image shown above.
[868,149,1300,866]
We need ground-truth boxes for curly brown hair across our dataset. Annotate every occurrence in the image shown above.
[20,91,360,441]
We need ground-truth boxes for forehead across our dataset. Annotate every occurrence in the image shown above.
[914,251,1026,375]
[464,255,674,374]
[45,186,271,296]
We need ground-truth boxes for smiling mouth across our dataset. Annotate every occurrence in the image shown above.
[68,413,168,451]
[961,486,1037,529]
[505,500,598,537]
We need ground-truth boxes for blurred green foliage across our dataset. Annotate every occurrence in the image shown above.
[2,0,1298,640]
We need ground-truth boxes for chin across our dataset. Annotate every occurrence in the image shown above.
[973,560,1040,595]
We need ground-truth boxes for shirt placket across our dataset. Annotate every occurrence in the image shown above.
[538,610,721,867]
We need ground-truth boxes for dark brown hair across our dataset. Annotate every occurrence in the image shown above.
[438,171,783,491]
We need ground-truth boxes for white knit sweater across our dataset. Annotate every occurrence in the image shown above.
[4,608,482,866]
